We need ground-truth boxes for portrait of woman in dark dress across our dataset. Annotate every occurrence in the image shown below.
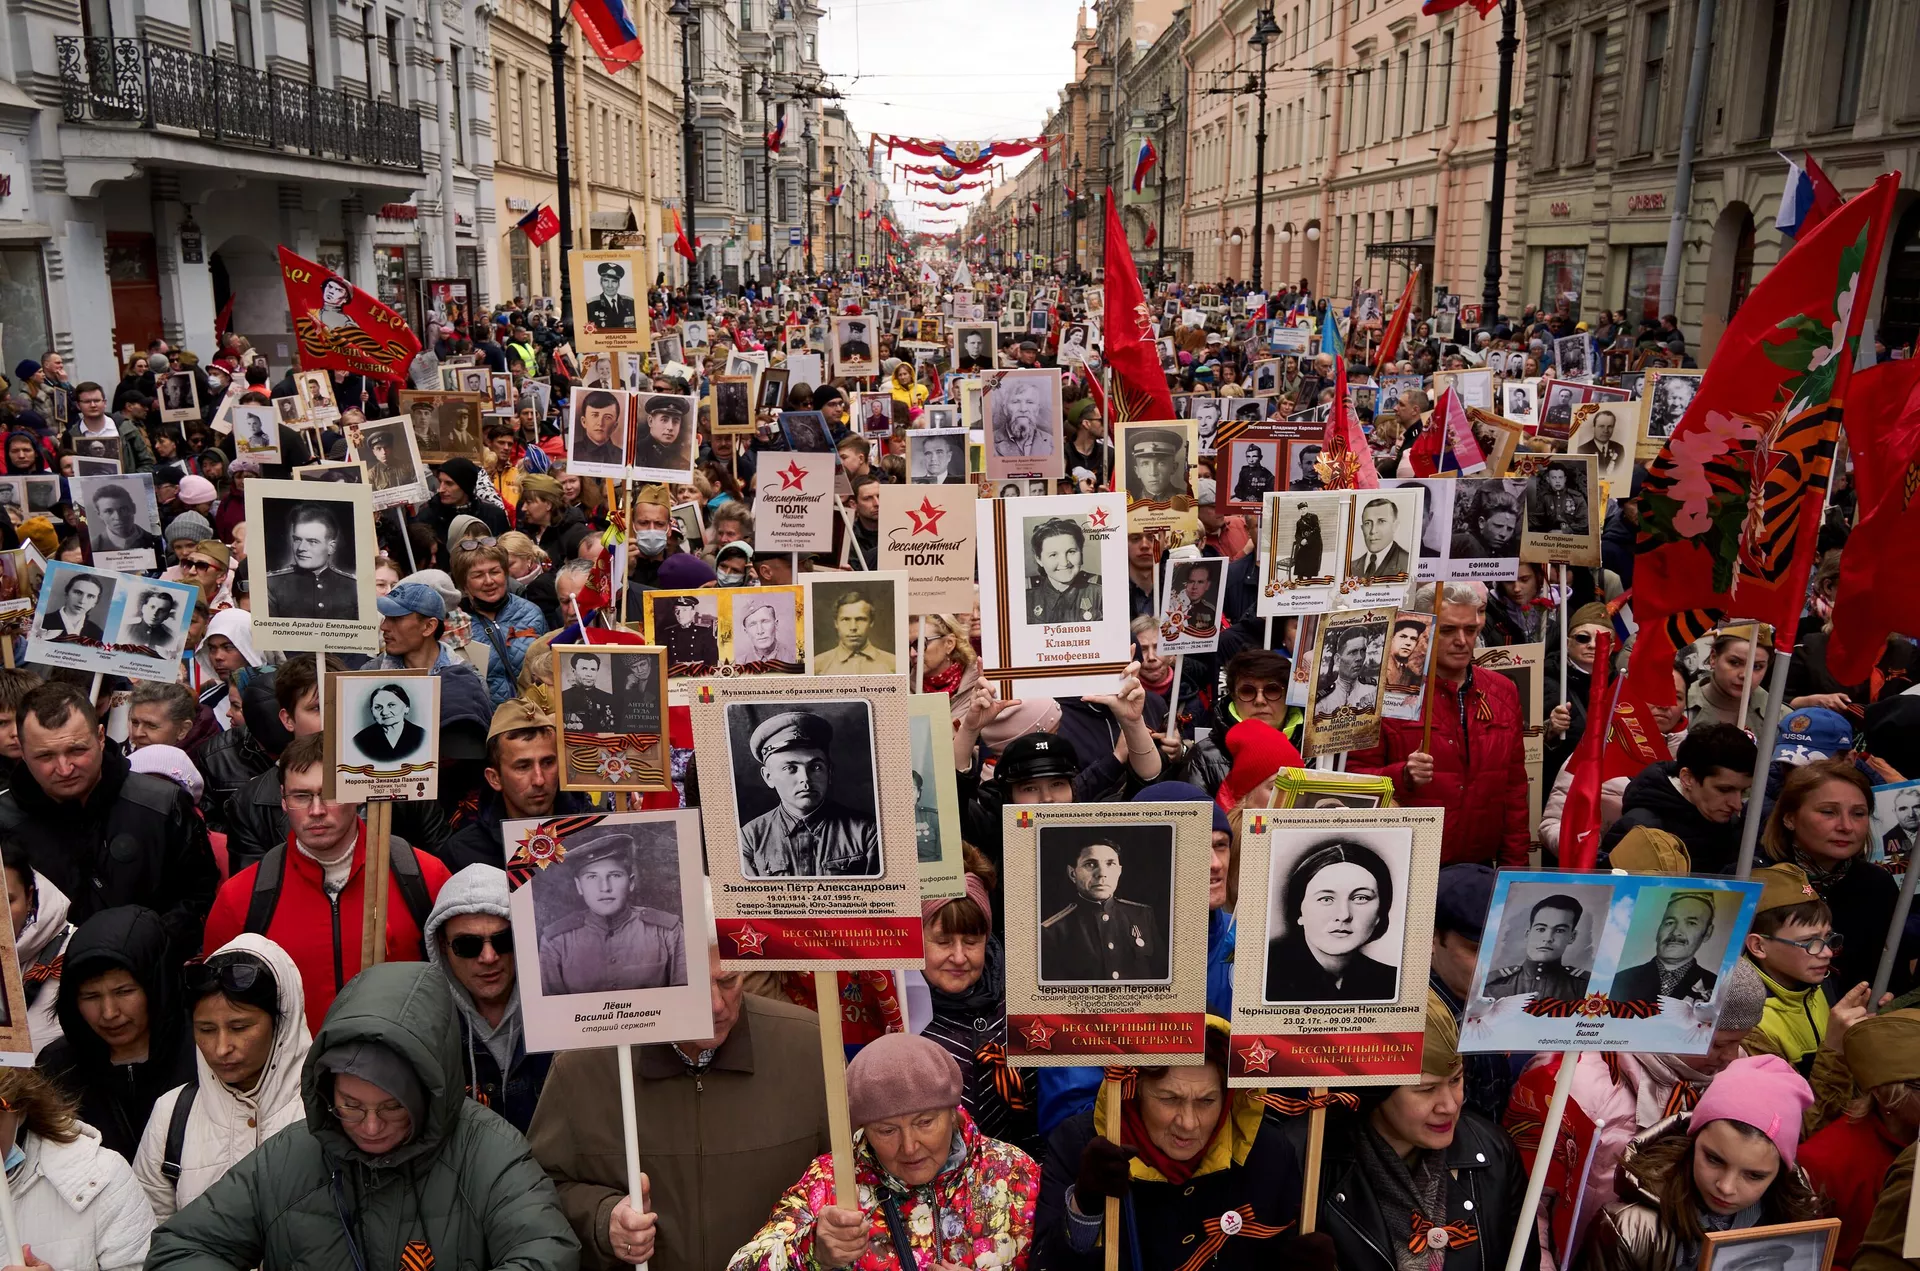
[1263,838,1401,1003]
[1288,511,1323,580]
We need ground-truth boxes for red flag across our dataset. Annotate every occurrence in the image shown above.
[1624,173,1901,709]
[275,246,420,381]
[1558,633,1617,870]
[671,209,697,262]
[516,203,560,247]
[1143,223,1157,249]
[1321,352,1380,489]
[1407,387,1484,478]
[1826,357,1920,682]
[1421,0,1499,13]
[1099,188,1176,424]
[1802,153,1844,238]
[1374,265,1422,369]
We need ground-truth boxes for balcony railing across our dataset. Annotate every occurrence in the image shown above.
[57,37,423,172]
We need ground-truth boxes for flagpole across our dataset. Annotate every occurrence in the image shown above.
[1733,653,1793,880]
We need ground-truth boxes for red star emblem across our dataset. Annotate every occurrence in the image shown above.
[778,460,808,491]
[1022,1018,1056,1049]
[905,496,947,536]
[1085,506,1112,530]
[729,925,768,956]
[1238,1038,1277,1074]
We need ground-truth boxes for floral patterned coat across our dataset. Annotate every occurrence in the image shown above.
[728,1108,1039,1271]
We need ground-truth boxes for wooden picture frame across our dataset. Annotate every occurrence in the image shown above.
[1697,1217,1840,1271]
[550,643,672,793]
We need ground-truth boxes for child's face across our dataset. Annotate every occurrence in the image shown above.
[1747,919,1835,987]
[0,709,18,761]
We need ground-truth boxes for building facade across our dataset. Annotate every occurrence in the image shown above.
[1511,0,1920,356]
[1113,4,1190,279]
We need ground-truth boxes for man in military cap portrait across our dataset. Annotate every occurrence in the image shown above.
[631,394,692,473]
[1483,892,1593,1003]
[736,709,881,878]
[1040,837,1169,983]
[584,261,636,332]
[561,650,617,733]
[1607,891,1721,1010]
[537,831,688,996]
[654,593,720,669]
[837,318,873,363]
[1025,516,1104,625]
[267,500,360,620]
[1124,427,1188,503]
[1165,560,1218,634]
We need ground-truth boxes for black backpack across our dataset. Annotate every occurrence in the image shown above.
[161,1081,197,1190]
[242,839,433,946]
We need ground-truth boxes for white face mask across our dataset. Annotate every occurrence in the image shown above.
[633,529,670,556]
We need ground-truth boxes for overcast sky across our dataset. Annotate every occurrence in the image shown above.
[818,0,1086,234]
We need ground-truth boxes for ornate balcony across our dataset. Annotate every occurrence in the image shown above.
[57,37,423,172]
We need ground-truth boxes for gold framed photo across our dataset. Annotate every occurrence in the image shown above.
[550,643,672,792]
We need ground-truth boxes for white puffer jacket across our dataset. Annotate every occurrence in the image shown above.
[14,871,73,1057]
[131,933,311,1220]
[0,1123,155,1271]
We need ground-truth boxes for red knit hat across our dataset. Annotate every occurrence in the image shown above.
[1215,719,1304,812]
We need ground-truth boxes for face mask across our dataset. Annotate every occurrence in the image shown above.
[634,530,669,556]
[4,1145,22,1174]
[718,571,750,587]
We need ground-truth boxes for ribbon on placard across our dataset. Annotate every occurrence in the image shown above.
[1522,994,1663,1019]
[562,730,665,786]
[49,634,160,657]
[503,814,609,890]
[975,1042,1032,1111]
[1254,1089,1360,1116]
[336,761,436,779]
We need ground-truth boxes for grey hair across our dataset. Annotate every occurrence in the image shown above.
[129,680,196,728]
[1411,581,1487,614]
[556,559,595,582]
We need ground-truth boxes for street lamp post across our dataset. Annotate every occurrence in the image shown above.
[1070,158,1081,273]
[1156,88,1172,283]
[758,83,775,284]
[668,0,698,287]
[802,119,816,275]
[826,154,838,275]
[546,0,575,329]
[1480,0,1518,321]
[1248,6,1278,293]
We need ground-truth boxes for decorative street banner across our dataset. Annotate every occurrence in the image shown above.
[1230,806,1444,1086]
[753,451,837,552]
[1459,870,1762,1053]
[277,246,422,381]
[1003,801,1213,1066]
[878,484,977,613]
[692,675,924,970]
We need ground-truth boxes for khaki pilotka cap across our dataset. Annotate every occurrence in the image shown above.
[487,697,555,742]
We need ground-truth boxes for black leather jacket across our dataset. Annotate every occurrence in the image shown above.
[226,766,452,874]
[193,726,274,834]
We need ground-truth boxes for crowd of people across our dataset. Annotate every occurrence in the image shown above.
[0,256,1909,1271]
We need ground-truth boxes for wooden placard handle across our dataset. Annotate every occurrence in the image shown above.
[813,970,859,1209]
[360,801,393,968]
[1103,1077,1123,1271]
[1298,1086,1329,1234]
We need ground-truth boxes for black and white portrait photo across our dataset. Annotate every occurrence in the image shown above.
[1192,398,1224,456]
[713,378,753,433]
[1554,333,1593,379]
[1266,494,1343,590]
[780,410,833,454]
[554,645,668,789]
[234,404,282,461]
[1527,459,1591,537]
[1503,382,1536,423]
[1644,370,1702,442]
[1037,823,1173,986]
[1249,360,1280,395]
[1450,478,1527,561]
[1057,324,1092,366]
[276,396,307,429]
[682,321,710,349]
[158,371,200,422]
[582,258,638,333]
[352,682,429,762]
[534,824,688,997]
[1477,880,1612,1003]
[908,429,970,485]
[651,591,721,669]
[70,457,121,477]
[1570,403,1637,492]
[1022,514,1105,625]
[36,566,114,642]
[1227,440,1278,506]
[834,316,878,375]
[1287,440,1326,491]
[559,649,617,732]
[1262,829,1408,1003]
[810,578,898,674]
[75,475,162,569]
[1121,425,1191,504]
[1313,613,1386,721]
[756,367,791,410]
[1542,382,1577,432]
[953,323,996,372]
[1347,493,1415,583]
[1353,290,1383,326]
[987,370,1062,465]
[730,589,799,667]
[1698,1222,1841,1271]
[1607,887,1741,1011]
[295,462,366,485]
[262,497,361,621]
[1388,477,1452,561]
[631,393,697,479]
[357,422,424,498]
[116,585,185,650]
[567,387,630,477]
[726,700,883,879]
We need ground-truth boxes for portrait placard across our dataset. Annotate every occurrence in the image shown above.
[628,391,698,483]
[397,391,486,463]
[1157,556,1228,656]
[878,484,976,613]
[157,370,201,423]
[295,370,342,425]
[1305,604,1394,759]
[1432,366,1494,413]
[907,429,971,485]
[1378,611,1435,721]
[1699,1219,1841,1271]
[233,404,283,463]
[0,549,33,620]
[0,885,35,1064]
[1639,368,1704,460]
[295,461,367,485]
[1002,802,1213,1065]
[952,322,997,373]
[1341,485,1422,610]
[352,417,430,509]
[72,474,161,573]
[975,492,1131,698]
[69,457,122,477]
[753,451,837,552]
[1568,401,1639,496]
[1499,379,1538,428]
[1536,379,1632,443]
[1475,642,1546,824]
[756,366,791,412]
[832,316,880,378]
[245,478,379,652]
[1867,777,1919,879]
[1115,419,1199,542]
[1383,477,1455,583]
[565,386,631,480]
[692,675,923,969]
[982,369,1065,481]
[1214,419,1316,513]
[778,410,834,454]
[25,563,197,681]
[1516,452,1601,565]
[1459,871,1762,1053]
[710,376,754,435]
[504,810,712,1052]
[805,572,909,676]
[551,644,670,792]
[1271,769,1397,810]
[784,352,825,395]
[1229,806,1442,1085]
[323,669,441,802]
[643,585,806,700]
[576,249,649,352]
[907,693,966,901]
[1464,408,1525,477]
[1257,490,1350,616]
[1447,477,1527,582]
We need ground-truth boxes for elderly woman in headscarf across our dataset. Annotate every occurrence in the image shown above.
[729,1031,1040,1270]
[1035,1017,1337,1270]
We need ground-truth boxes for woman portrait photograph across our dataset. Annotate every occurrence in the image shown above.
[352,681,428,762]
[1263,830,1408,1004]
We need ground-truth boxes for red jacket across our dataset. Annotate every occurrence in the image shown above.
[1798,1106,1899,1268]
[201,824,452,1035]
[1346,668,1531,867]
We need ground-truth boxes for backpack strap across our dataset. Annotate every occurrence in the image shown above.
[161,1081,199,1187]
[388,837,433,952]
[244,846,288,935]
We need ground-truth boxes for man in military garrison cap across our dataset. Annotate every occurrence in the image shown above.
[1040,839,1168,983]
[1026,517,1104,625]
[737,710,881,879]
[1124,426,1188,503]
[585,261,635,331]
[537,831,688,995]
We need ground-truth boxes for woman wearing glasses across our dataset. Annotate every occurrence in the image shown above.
[132,934,309,1219]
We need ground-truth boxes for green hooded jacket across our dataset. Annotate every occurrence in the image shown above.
[146,962,580,1271]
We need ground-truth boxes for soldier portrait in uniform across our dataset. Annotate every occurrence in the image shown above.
[712,377,753,434]
[116,587,183,650]
[834,317,878,376]
[1122,426,1189,504]
[1312,616,1384,723]
[1037,824,1173,985]
[356,422,424,501]
[1159,559,1222,652]
[1021,515,1105,626]
[1477,881,1611,1004]
[810,580,897,674]
[729,590,799,668]
[1227,441,1278,507]
[351,683,429,763]
[582,260,637,334]
[560,651,617,733]
[533,826,689,997]
[234,404,282,462]
[650,592,721,670]
[1527,459,1590,537]
[567,387,629,476]
[779,410,833,454]
[1262,830,1408,1004]
[726,700,883,879]
[987,369,1062,466]
[263,499,360,621]
[631,393,696,478]
[75,476,164,569]
[1696,1221,1839,1271]
[953,323,996,372]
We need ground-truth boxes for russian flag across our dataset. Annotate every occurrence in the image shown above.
[766,110,786,155]
[571,0,642,75]
[1131,137,1157,193]
[1777,151,1842,240]
[826,183,844,205]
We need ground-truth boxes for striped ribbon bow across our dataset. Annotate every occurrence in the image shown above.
[1172,1204,1291,1271]
[1256,1090,1361,1116]
[23,956,60,984]
[974,1042,1031,1111]
[1100,1066,1137,1098]
[1407,1213,1478,1254]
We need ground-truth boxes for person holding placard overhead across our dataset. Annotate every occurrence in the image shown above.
[729,1031,1040,1271]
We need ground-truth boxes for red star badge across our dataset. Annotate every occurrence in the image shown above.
[1085,506,1113,530]
[905,496,947,536]
[1022,1018,1056,1050]
[778,460,808,491]
[729,925,769,956]
[1238,1039,1277,1074]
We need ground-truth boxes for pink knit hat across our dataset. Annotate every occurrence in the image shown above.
[846,1032,963,1129]
[1687,1054,1814,1167]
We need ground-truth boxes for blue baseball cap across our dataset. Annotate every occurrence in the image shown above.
[376,581,446,621]
[1771,707,1851,768]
